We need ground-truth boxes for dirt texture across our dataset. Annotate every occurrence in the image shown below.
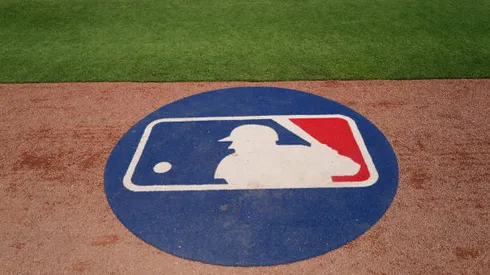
[0,79,488,274]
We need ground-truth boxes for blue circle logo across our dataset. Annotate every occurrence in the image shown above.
[105,87,398,266]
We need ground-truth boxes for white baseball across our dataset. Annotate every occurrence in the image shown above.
[153,162,172,173]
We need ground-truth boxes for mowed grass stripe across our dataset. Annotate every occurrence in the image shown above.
[0,0,489,82]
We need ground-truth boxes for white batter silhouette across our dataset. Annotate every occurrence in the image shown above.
[214,124,360,189]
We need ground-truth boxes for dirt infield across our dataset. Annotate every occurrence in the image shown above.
[1,79,488,274]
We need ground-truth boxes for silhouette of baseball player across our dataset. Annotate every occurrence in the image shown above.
[214,124,360,189]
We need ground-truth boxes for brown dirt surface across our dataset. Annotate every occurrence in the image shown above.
[0,79,489,274]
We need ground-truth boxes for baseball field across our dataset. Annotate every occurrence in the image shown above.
[1,0,489,82]
[1,0,489,274]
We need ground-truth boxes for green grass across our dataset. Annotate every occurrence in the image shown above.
[0,0,489,82]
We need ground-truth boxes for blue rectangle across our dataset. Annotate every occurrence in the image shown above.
[131,119,309,186]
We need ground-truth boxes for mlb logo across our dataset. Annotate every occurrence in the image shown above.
[106,87,399,266]
[123,115,378,192]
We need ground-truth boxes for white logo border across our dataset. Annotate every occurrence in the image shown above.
[123,115,379,192]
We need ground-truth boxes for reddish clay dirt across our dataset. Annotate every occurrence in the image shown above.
[0,80,488,274]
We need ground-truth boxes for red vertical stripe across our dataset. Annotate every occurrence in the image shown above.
[290,118,370,182]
